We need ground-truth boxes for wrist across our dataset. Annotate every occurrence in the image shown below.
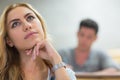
[52,62,66,72]
[52,54,62,65]
[52,58,62,65]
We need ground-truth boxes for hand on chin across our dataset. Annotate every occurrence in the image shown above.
[26,38,44,49]
[24,38,44,59]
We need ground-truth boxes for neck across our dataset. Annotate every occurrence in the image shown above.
[18,50,48,80]
[19,50,32,65]
[75,46,90,54]
[19,50,48,69]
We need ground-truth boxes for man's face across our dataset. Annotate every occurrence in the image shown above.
[77,26,97,51]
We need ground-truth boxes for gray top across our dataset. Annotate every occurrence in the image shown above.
[58,48,120,72]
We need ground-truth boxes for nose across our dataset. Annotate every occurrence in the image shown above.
[23,21,32,31]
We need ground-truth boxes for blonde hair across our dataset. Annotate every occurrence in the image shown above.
[0,3,52,80]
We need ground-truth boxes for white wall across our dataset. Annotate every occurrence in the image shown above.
[0,0,120,50]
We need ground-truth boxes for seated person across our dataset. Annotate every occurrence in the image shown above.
[0,3,76,80]
[59,19,120,74]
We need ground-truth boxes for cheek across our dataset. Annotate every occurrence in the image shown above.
[8,30,24,47]
[87,39,94,45]
[35,21,45,38]
[78,37,84,43]
[39,30,44,40]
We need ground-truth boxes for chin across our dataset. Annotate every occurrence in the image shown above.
[28,38,43,48]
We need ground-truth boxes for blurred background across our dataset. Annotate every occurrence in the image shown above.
[0,0,120,50]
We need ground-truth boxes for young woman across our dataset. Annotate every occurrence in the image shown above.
[0,3,76,80]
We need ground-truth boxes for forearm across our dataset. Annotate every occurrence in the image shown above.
[52,55,76,80]
[54,67,70,80]
[52,57,70,80]
[41,41,76,80]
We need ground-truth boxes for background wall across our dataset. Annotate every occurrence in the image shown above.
[0,0,120,50]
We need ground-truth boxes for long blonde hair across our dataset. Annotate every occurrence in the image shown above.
[0,3,52,80]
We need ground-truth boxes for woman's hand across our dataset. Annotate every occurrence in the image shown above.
[25,40,62,65]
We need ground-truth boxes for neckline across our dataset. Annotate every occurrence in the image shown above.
[73,49,92,67]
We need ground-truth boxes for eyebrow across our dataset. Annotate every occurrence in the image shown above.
[8,13,32,25]
[8,19,20,25]
[24,13,32,18]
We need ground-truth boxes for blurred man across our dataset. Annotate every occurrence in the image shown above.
[59,19,120,74]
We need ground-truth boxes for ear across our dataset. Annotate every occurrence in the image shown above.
[6,37,14,47]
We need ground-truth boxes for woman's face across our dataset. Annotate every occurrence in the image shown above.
[6,6,44,51]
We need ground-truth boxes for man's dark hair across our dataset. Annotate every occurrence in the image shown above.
[79,18,99,34]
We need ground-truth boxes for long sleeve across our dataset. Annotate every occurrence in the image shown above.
[66,68,77,80]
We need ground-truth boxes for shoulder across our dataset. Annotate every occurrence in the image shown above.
[57,48,75,64]
[90,49,108,57]
[58,48,74,56]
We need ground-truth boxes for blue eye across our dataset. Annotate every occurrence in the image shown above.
[27,16,35,22]
[12,22,21,28]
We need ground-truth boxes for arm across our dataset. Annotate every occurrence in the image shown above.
[50,52,71,80]
[77,51,120,75]
[33,40,76,80]
[83,51,120,75]
[99,51,120,73]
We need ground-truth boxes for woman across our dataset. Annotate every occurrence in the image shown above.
[0,3,76,80]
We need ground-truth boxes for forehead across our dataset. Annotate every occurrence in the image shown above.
[7,6,34,22]
[80,27,96,35]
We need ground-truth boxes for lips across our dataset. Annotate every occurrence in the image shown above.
[24,32,38,39]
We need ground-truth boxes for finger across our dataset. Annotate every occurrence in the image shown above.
[27,49,32,55]
[36,41,45,55]
[25,49,32,55]
[36,42,41,56]
[32,46,37,60]
[39,50,49,60]
[31,41,44,60]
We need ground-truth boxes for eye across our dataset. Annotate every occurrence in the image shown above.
[27,15,35,22]
[11,21,21,28]
[80,33,84,37]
